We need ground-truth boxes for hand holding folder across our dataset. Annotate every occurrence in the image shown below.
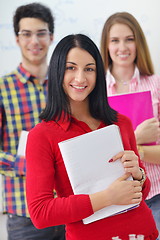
[58,124,138,224]
[108,91,156,145]
[108,91,153,130]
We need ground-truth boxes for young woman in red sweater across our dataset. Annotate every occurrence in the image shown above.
[26,34,158,239]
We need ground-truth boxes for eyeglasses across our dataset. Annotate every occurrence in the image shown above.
[18,30,51,41]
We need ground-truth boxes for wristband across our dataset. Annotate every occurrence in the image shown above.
[138,167,146,185]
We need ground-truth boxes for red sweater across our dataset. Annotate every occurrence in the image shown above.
[26,114,158,240]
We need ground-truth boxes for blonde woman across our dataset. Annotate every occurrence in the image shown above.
[100,11,160,232]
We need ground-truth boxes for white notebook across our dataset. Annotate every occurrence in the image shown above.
[58,124,138,224]
[17,130,29,157]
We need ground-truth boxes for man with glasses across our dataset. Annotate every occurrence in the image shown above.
[0,3,65,239]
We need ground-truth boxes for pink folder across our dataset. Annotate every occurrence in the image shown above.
[108,91,153,130]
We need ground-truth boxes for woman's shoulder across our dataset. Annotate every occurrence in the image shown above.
[141,73,160,84]
[117,113,132,123]
[28,120,58,138]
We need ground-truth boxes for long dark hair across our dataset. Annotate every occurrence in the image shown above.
[40,34,117,125]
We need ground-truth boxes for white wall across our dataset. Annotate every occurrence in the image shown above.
[0,0,160,76]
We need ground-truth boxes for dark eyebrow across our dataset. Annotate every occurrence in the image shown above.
[109,36,118,39]
[86,63,95,66]
[66,62,95,66]
[20,29,48,32]
[37,29,49,32]
[66,62,77,65]
[126,35,134,38]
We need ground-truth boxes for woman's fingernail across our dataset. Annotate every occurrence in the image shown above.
[108,159,113,163]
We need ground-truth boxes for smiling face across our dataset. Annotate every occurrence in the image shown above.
[63,47,96,106]
[16,17,53,67]
[108,23,136,68]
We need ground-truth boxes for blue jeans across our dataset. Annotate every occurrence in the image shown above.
[7,214,65,240]
[146,194,160,240]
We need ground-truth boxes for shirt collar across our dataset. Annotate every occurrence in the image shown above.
[107,65,141,88]
[55,113,71,132]
[106,68,116,89]
[14,64,48,84]
[132,66,141,84]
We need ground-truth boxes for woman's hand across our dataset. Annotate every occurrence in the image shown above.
[134,117,160,144]
[90,173,142,212]
[106,173,142,205]
[90,151,143,212]
[110,150,142,180]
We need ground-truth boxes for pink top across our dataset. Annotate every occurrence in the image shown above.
[107,67,160,199]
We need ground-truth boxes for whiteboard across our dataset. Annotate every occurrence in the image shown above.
[0,0,160,75]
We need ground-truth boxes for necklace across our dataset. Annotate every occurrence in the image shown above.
[117,79,130,85]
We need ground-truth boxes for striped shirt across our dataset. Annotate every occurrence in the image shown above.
[107,66,160,199]
[0,64,47,216]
